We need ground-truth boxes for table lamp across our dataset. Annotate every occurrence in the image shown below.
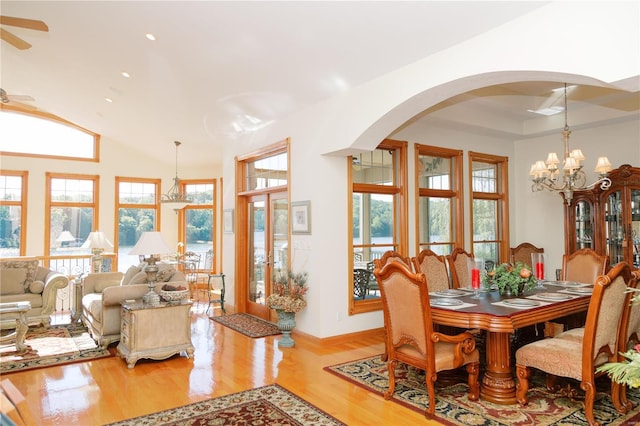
[81,231,114,273]
[129,231,172,305]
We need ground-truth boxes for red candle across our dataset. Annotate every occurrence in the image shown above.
[471,268,480,289]
[536,262,544,280]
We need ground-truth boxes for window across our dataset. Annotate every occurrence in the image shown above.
[469,152,509,264]
[116,178,160,271]
[349,139,408,314]
[46,173,98,260]
[0,171,27,257]
[180,180,216,272]
[415,145,463,256]
[0,108,99,161]
[244,152,288,190]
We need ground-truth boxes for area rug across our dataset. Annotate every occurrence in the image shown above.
[106,383,345,425]
[210,313,281,338]
[0,323,111,373]
[325,355,640,425]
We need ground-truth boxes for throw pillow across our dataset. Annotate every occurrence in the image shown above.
[122,265,141,286]
[29,280,45,294]
[35,266,49,282]
[0,258,39,291]
[128,271,148,284]
[157,264,176,282]
[94,279,121,293]
[0,268,28,295]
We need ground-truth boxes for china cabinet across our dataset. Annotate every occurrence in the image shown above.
[563,164,640,268]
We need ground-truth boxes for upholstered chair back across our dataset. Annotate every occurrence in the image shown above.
[412,249,450,292]
[510,242,543,268]
[562,248,609,285]
[447,248,473,289]
[373,250,411,271]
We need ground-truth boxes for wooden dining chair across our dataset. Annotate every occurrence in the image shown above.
[446,247,473,289]
[373,250,411,270]
[561,248,609,284]
[515,262,637,425]
[510,242,543,268]
[412,249,451,292]
[374,260,480,419]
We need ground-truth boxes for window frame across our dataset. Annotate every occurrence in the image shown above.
[45,172,99,266]
[468,151,510,264]
[414,144,463,256]
[0,170,28,257]
[349,138,408,315]
[115,177,161,271]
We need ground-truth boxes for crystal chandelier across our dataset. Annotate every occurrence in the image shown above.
[529,83,612,204]
[160,141,193,210]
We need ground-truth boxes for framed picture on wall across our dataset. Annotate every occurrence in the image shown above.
[291,201,311,234]
[223,209,234,234]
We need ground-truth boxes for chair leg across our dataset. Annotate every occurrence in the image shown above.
[611,381,632,414]
[515,364,531,406]
[581,380,599,426]
[384,359,397,400]
[466,362,480,401]
[425,371,437,419]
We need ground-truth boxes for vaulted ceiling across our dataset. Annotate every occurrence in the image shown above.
[2,1,638,168]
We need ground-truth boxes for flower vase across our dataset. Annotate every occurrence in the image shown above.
[275,309,296,348]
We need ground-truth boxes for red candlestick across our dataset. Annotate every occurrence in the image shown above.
[471,269,480,289]
[536,262,544,280]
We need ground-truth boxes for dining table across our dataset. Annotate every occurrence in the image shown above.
[428,281,593,405]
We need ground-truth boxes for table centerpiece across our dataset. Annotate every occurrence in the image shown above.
[483,262,536,296]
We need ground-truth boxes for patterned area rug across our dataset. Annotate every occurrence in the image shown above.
[210,313,281,338]
[325,355,640,425]
[105,384,345,425]
[0,323,111,373]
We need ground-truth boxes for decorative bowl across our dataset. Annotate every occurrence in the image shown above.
[160,289,189,303]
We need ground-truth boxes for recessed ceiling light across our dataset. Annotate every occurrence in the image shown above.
[145,33,156,41]
[121,71,130,78]
[105,98,113,103]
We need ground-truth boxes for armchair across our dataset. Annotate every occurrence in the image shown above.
[81,263,186,347]
[0,258,69,329]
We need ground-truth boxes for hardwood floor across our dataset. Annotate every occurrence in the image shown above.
[7,303,439,425]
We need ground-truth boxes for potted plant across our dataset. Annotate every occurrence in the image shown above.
[483,262,536,296]
[266,269,308,347]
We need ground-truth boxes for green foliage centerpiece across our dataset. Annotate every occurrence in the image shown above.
[266,269,308,348]
[483,262,536,296]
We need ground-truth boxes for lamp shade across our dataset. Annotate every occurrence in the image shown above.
[56,231,76,243]
[81,231,114,251]
[129,232,172,256]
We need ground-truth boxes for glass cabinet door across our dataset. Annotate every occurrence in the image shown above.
[575,200,593,250]
[605,190,624,266]
[632,189,640,268]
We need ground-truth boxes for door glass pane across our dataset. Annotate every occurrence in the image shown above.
[272,199,288,273]
[632,189,640,268]
[249,200,265,304]
[575,201,593,250]
[118,208,156,271]
[605,190,624,265]
[50,207,93,256]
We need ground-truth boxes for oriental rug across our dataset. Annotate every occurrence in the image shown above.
[0,323,110,373]
[325,355,640,426]
[106,384,345,426]
[210,313,281,338]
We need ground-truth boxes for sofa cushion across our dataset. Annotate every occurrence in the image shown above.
[0,268,27,295]
[35,266,49,282]
[122,265,141,285]
[29,280,45,294]
[94,279,121,293]
[128,271,148,284]
[0,258,39,291]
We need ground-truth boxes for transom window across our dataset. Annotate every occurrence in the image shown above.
[244,152,288,191]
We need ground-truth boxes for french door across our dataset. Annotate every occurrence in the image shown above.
[245,191,288,319]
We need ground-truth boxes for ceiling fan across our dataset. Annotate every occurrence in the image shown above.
[0,88,36,111]
[0,15,49,50]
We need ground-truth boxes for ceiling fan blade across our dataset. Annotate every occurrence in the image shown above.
[0,101,37,112]
[0,16,48,32]
[0,28,31,50]
[9,94,35,102]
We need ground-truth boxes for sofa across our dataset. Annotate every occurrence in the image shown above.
[81,262,187,348]
[0,257,69,329]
